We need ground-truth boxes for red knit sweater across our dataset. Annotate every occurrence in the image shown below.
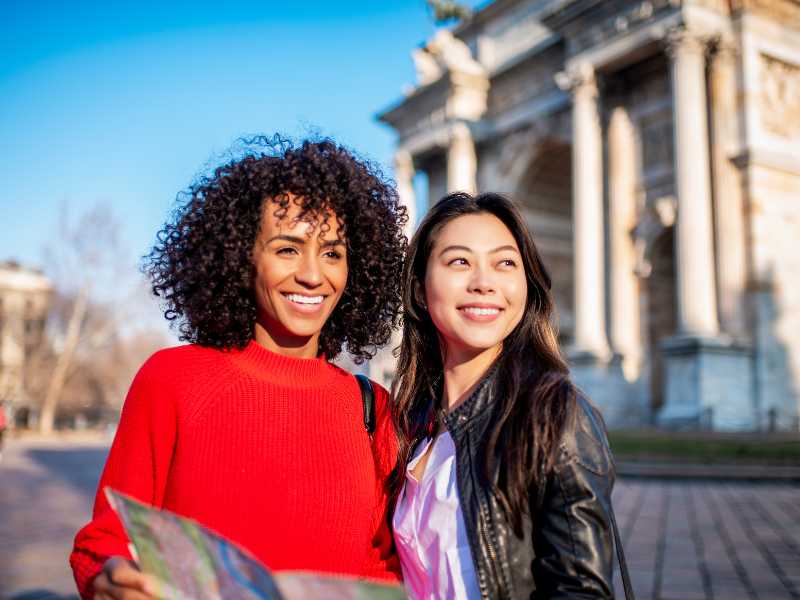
[70,341,400,598]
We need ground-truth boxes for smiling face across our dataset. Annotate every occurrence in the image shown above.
[252,198,348,357]
[423,212,527,363]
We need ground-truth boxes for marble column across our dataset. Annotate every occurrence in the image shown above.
[562,64,610,359]
[447,122,477,194]
[394,149,417,237]
[667,29,720,337]
[709,41,748,339]
[607,104,641,377]
[658,29,754,431]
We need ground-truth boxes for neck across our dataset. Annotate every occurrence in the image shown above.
[253,321,320,359]
[442,344,501,412]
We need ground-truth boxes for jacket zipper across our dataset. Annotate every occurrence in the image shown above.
[478,492,507,599]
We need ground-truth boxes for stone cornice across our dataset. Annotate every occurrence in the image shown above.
[562,10,681,73]
[540,0,608,31]
[376,75,450,130]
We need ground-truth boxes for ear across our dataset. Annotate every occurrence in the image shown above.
[414,280,427,310]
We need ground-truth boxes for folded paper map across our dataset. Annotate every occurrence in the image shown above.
[105,488,406,600]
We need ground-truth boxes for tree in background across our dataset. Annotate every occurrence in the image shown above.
[32,203,168,433]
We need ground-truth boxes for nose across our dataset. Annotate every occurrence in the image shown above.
[295,253,324,288]
[468,264,496,294]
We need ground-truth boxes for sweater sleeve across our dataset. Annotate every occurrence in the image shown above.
[69,351,178,599]
[361,382,402,583]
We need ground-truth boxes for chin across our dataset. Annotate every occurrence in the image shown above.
[285,324,326,338]
[451,336,504,354]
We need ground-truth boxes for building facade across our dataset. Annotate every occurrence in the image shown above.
[0,261,53,424]
[374,0,800,430]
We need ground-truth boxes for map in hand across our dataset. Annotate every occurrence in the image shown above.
[105,488,406,600]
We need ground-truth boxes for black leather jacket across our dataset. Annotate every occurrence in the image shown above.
[438,371,616,599]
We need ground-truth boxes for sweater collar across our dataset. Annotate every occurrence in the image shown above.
[227,339,334,386]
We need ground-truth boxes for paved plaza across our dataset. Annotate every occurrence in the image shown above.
[1,437,799,600]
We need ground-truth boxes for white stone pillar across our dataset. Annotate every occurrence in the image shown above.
[607,104,641,375]
[668,29,720,337]
[447,122,477,194]
[560,64,610,359]
[394,149,417,237]
[709,41,748,339]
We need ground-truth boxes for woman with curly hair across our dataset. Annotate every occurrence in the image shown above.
[70,137,407,599]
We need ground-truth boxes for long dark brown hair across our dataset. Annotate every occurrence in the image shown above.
[390,192,577,535]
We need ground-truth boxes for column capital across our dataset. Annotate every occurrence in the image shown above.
[709,37,739,63]
[555,62,598,98]
[448,120,473,143]
[663,26,716,60]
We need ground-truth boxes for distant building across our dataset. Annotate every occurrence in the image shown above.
[0,261,53,424]
[374,0,800,430]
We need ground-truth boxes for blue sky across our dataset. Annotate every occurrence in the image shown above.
[0,1,481,275]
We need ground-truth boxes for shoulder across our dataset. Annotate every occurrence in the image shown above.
[557,392,615,477]
[328,365,391,409]
[368,378,391,412]
[137,343,224,376]
[128,343,228,401]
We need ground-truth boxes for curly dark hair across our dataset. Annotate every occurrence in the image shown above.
[144,135,408,362]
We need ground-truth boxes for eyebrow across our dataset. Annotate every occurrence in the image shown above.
[438,244,519,256]
[265,234,345,248]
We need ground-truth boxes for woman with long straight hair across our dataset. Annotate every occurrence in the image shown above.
[390,192,623,599]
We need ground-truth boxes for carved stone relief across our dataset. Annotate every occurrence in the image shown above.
[730,0,800,28]
[760,54,800,139]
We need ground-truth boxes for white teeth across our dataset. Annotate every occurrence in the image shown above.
[285,294,324,305]
[462,307,500,316]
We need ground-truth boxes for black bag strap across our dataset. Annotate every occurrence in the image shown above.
[610,504,635,599]
[355,374,376,435]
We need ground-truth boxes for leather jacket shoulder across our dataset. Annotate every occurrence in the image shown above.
[442,372,616,599]
[532,394,616,598]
